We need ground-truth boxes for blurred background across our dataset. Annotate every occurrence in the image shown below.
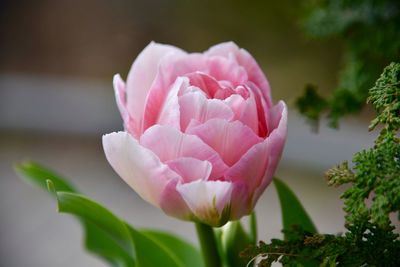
[0,1,379,266]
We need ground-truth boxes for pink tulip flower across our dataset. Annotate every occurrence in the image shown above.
[103,42,287,226]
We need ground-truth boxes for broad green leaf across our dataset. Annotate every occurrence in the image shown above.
[56,192,135,258]
[221,221,252,267]
[141,230,204,267]
[127,227,188,267]
[273,177,317,237]
[15,161,76,193]
[55,190,188,267]
[16,161,204,267]
[274,178,318,267]
[84,220,135,267]
[15,162,135,267]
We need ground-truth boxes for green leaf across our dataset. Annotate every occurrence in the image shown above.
[16,161,204,267]
[141,230,204,267]
[15,162,135,267]
[222,221,252,267]
[273,177,317,238]
[56,192,135,258]
[56,191,190,267]
[128,227,202,267]
[83,220,135,267]
[15,161,76,193]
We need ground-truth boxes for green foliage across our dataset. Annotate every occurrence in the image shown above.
[221,221,253,267]
[327,62,400,227]
[242,63,400,266]
[273,178,317,238]
[295,85,328,129]
[242,223,400,267]
[368,62,400,130]
[141,230,203,267]
[296,0,400,127]
[16,162,204,267]
[15,161,76,193]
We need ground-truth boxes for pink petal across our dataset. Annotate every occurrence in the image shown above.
[102,131,180,207]
[251,101,287,204]
[223,92,263,137]
[225,101,287,210]
[143,54,207,131]
[223,94,246,119]
[267,100,286,136]
[185,72,221,97]
[229,182,252,219]
[205,42,272,108]
[213,87,236,100]
[176,180,233,226]
[206,55,248,87]
[113,74,127,119]
[140,125,228,179]
[165,157,212,183]
[133,157,207,220]
[224,141,270,201]
[113,74,141,139]
[187,119,262,166]
[158,178,192,219]
[126,42,186,132]
[179,91,234,131]
[238,91,259,135]
[156,77,189,129]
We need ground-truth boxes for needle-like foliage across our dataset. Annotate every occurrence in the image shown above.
[296,0,400,127]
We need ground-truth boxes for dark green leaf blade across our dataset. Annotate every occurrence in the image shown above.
[56,192,135,258]
[141,230,204,267]
[56,191,187,267]
[273,177,317,237]
[15,161,76,193]
[15,161,135,267]
[84,220,135,267]
[127,227,187,267]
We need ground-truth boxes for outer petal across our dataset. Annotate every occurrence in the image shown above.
[159,158,212,219]
[158,178,191,219]
[113,74,138,137]
[205,41,272,108]
[176,180,233,226]
[140,125,228,179]
[102,131,180,207]
[187,119,263,166]
[252,101,287,204]
[179,91,234,131]
[229,182,251,219]
[126,42,186,133]
[225,101,287,215]
[113,74,127,120]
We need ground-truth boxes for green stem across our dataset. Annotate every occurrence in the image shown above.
[195,223,221,267]
[249,212,257,244]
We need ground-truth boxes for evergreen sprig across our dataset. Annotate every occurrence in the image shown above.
[296,0,400,127]
[242,63,400,266]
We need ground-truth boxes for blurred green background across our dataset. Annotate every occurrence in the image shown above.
[0,1,377,266]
